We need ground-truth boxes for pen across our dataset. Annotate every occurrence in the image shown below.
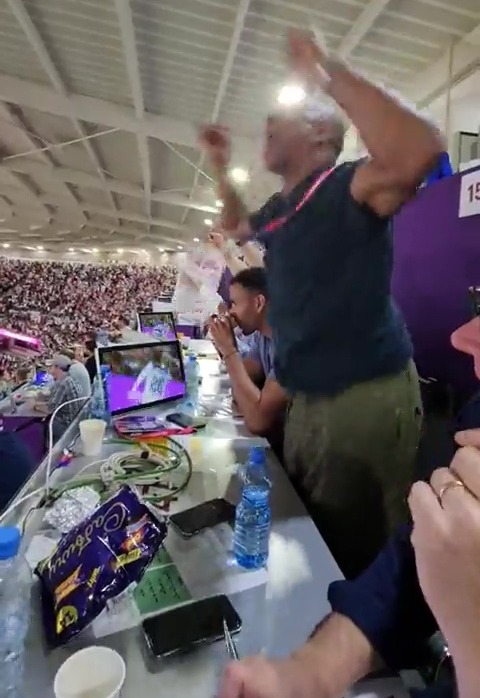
[223,618,239,660]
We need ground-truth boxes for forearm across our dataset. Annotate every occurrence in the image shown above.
[224,352,266,432]
[324,60,443,179]
[288,613,380,698]
[242,242,264,268]
[215,166,250,237]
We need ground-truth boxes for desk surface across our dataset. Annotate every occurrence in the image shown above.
[24,438,342,698]
[16,340,343,698]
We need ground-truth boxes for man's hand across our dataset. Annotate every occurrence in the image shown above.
[286,28,330,89]
[408,429,480,681]
[209,230,226,251]
[208,315,237,357]
[198,124,231,171]
[218,656,309,698]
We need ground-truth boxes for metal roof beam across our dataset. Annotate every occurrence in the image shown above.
[337,0,392,58]
[0,159,218,214]
[181,0,252,224]
[0,74,256,158]
[0,101,88,224]
[5,0,119,222]
[114,0,151,229]
[407,23,480,106]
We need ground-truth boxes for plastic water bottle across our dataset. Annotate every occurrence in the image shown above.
[90,375,106,420]
[0,527,32,697]
[233,447,271,569]
[183,355,200,416]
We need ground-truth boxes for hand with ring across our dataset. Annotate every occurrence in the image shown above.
[408,428,480,695]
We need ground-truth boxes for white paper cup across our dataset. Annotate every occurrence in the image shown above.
[54,646,126,698]
[79,419,106,456]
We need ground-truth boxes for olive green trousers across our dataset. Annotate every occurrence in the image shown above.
[284,360,422,579]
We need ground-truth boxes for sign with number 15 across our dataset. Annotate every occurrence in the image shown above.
[459,169,480,218]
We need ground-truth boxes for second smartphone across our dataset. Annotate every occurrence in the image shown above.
[169,498,236,538]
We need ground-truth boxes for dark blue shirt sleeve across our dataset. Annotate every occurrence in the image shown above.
[247,193,283,249]
[425,152,453,185]
[328,525,437,671]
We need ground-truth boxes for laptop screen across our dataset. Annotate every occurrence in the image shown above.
[97,340,185,415]
[137,312,177,341]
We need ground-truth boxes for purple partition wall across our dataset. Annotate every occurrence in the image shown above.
[392,168,480,396]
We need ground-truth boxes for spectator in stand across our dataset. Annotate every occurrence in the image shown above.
[62,347,91,398]
[84,339,98,384]
[35,354,83,441]
[0,257,177,382]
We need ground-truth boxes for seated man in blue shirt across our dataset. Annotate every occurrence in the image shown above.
[219,426,480,698]
[209,267,288,439]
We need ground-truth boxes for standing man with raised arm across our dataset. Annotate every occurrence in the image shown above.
[199,29,443,578]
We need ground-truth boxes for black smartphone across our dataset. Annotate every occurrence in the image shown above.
[143,594,242,659]
[166,412,207,429]
[169,498,236,538]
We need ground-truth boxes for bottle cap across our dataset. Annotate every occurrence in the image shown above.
[0,526,21,560]
[249,446,266,465]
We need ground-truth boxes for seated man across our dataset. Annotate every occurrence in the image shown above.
[220,431,480,698]
[209,267,288,439]
[61,346,91,398]
[35,354,83,441]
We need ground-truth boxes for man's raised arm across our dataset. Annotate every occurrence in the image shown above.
[199,125,252,241]
[287,29,445,218]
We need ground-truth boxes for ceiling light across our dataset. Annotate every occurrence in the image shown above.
[277,83,306,106]
[230,167,249,184]
[177,245,183,250]
[158,247,164,252]
[141,248,146,253]
[68,247,74,252]
[37,245,44,251]
[117,248,123,254]
[92,247,98,253]
[193,237,200,243]
[2,242,10,248]
[204,218,213,226]
[29,224,43,231]
[215,199,223,208]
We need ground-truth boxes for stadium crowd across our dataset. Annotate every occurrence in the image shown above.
[0,258,177,384]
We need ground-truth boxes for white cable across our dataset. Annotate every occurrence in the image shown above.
[0,487,46,525]
[0,396,91,526]
[45,395,91,496]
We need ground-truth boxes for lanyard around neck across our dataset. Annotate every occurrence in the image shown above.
[263,167,335,234]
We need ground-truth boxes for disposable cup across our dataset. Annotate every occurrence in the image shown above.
[54,646,126,698]
[79,419,106,456]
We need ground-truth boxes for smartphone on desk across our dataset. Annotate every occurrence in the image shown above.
[143,594,241,659]
[169,498,236,538]
[166,412,207,429]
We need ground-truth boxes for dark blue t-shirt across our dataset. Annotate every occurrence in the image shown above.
[330,525,453,698]
[250,161,412,397]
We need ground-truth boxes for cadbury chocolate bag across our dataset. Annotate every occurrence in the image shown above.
[36,485,167,646]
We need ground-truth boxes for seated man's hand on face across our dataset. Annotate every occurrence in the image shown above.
[209,315,237,358]
[409,428,480,693]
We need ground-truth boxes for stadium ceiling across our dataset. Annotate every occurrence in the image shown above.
[0,0,478,255]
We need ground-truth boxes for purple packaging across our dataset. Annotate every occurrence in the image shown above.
[36,485,167,646]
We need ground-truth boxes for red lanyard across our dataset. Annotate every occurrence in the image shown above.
[263,167,335,233]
